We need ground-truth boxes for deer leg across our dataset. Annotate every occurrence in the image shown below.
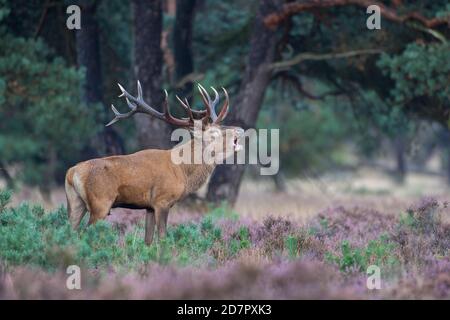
[69,198,86,229]
[87,199,113,226]
[145,209,156,245]
[66,182,87,230]
[155,207,169,240]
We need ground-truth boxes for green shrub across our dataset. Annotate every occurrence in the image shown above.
[228,226,251,256]
[285,230,317,258]
[206,203,239,221]
[0,189,11,211]
[325,236,399,272]
[0,195,251,271]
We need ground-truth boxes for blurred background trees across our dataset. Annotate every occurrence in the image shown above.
[0,0,449,204]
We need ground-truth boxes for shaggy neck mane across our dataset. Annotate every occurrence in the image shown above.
[173,139,216,194]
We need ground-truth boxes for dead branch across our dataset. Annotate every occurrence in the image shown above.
[274,71,343,100]
[269,48,383,71]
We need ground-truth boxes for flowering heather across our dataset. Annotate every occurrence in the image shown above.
[0,189,449,299]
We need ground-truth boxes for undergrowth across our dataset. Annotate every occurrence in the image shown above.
[0,190,252,271]
[0,188,448,286]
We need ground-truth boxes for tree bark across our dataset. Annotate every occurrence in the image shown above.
[76,1,102,104]
[393,135,406,184]
[76,0,124,155]
[0,161,14,189]
[446,141,450,186]
[173,0,196,99]
[206,0,284,205]
[440,127,450,186]
[132,0,172,149]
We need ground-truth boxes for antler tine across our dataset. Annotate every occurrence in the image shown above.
[115,81,165,118]
[189,99,210,122]
[106,103,136,127]
[210,86,220,107]
[197,83,211,115]
[214,87,229,123]
[177,95,207,118]
[163,90,192,127]
[137,80,144,100]
[176,95,194,122]
[196,84,229,124]
[197,83,214,120]
[208,86,221,121]
[107,82,194,127]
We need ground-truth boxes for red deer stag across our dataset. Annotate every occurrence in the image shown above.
[65,82,243,245]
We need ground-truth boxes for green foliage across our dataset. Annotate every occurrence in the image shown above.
[399,200,441,234]
[206,202,239,221]
[228,226,251,256]
[0,192,250,270]
[0,0,449,188]
[193,0,253,90]
[167,218,223,264]
[325,236,399,272]
[281,1,450,162]
[0,189,11,211]
[0,0,10,23]
[378,42,450,105]
[259,97,351,174]
[0,12,99,186]
[398,212,419,229]
[285,230,317,259]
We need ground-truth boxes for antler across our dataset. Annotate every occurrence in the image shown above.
[106,81,229,127]
[106,81,195,127]
[197,84,229,124]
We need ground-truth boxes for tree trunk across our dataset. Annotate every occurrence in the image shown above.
[76,0,124,156]
[76,1,102,104]
[39,147,57,205]
[173,0,196,99]
[206,0,284,205]
[132,0,172,149]
[440,127,450,185]
[273,171,287,192]
[0,161,14,189]
[393,135,406,184]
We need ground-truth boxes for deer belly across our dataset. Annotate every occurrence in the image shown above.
[113,185,152,209]
[111,203,151,210]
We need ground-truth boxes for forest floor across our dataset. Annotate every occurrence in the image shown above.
[1,166,449,299]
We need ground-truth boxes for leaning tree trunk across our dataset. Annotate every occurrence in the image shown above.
[173,0,196,99]
[76,0,123,156]
[132,0,172,149]
[206,0,284,205]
